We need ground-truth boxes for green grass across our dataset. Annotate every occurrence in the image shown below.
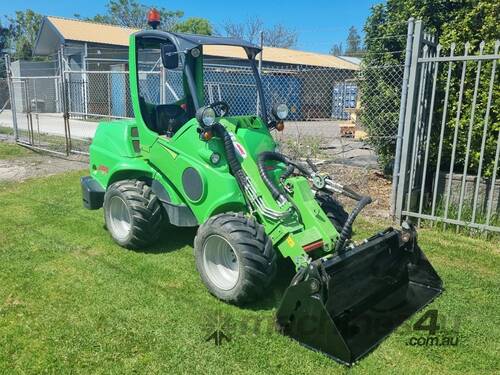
[0,126,90,154]
[0,171,498,374]
[0,142,32,159]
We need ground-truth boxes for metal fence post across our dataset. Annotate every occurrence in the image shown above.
[58,45,71,155]
[256,30,264,116]
[394,20,423,221]
[160,65,166,104]
[4,54,19,140]
[390,18,415,218]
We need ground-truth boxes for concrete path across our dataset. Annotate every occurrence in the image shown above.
[0,110,98,140]
[0,110,379,167]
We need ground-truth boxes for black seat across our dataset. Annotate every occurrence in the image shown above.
[139,97,190,136]
[155,104,190,136]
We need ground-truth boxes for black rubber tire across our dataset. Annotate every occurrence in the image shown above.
[315,192,349,234]
[103,179,163,249]
[194,212,277,305]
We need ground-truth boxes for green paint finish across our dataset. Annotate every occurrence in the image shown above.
[89,30,341,268]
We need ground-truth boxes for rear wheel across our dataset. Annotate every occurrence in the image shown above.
[315,192,349,234]
[103,179,163,249]
[194,212,276,305]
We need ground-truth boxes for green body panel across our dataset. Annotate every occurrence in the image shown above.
[88,31,342,268]
[89,119,149,186]
[148,119,247,222]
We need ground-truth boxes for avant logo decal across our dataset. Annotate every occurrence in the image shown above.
[229,132,247,159]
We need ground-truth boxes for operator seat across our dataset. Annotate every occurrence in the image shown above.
[139,96,190,137]
[156,104,190,137]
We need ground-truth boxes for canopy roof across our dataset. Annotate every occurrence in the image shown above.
[134,30,261,59]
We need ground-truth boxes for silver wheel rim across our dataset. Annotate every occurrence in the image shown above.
[108,196,132,241]
[202,234,240,291]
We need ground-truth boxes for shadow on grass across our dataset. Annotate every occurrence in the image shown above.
[246,257,297,311]
[118,221,297,311]
[134,224,198,254]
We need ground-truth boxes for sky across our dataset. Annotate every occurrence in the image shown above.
[0,0,382,54]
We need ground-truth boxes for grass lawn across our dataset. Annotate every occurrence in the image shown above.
[0,142,32,160]
[0,146,498,374]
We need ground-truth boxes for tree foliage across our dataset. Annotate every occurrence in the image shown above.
[88,0,184,31]
[361,0,500,176]
[345,26,362,56]
[5,9,43,60]
[0,21,12,77]
[172,17,213,35]
[329,42,343,56]
[222,17,298,48]
[87,0,212,35]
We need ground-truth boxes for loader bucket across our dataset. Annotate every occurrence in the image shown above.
[276,227,442,365]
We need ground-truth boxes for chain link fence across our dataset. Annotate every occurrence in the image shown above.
[4,40,407,216]
[0,78,10,112]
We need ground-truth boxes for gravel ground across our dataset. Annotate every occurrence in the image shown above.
[322,162,392,218]
[0,138,86,183]
[275,120,379,168]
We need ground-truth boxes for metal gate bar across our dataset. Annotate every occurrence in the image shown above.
[394,24,500,233]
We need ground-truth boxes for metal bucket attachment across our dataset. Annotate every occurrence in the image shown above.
[276,227,443,365]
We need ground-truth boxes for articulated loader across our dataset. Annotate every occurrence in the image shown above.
[81,12,442,364]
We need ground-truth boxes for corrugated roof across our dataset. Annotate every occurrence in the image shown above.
[45,16,359,70]
[338,56,362,65]
[47,16,140,46]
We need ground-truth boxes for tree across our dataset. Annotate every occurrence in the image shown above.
[0,21,12,77]
[264,24,298,48]
[222,17,298,48]
[222,17,263,44]
[89,0,184,31]
[361,0,499,175]
[330,42,343,56]
[172,17,213,35]
[345,26,362,56]
[6,9,43,60]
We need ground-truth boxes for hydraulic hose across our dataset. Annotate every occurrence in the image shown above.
[257,151,316,199]
[335,195,372,253]
[257,151,290,200]
[258,150,373,252]
[280,164,295,181]
[212,123,246,188]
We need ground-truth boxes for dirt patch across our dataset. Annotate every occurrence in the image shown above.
[0,139,391,218]
[0,141,87,183]
[273,122,379,168]
[272,126,391,218]
[321,162,392,218]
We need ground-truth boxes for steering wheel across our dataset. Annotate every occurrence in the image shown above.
[210,101,230,117]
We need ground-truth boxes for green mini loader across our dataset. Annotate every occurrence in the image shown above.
[81,16,442,365]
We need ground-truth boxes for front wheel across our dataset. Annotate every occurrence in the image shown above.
[315,192,349,234]
[194,213,277,305]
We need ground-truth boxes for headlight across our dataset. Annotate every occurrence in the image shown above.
[191,48,201,58]
[272,103,289,120]
[196,106,216,127]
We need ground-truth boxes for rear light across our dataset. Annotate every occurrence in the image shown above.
[303,240,323,252]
